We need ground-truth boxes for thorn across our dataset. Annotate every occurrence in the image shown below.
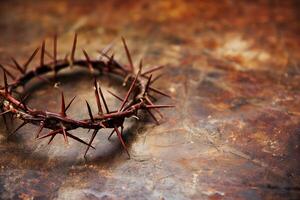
[150,73,164,84]
[84,129,99,157]
[61,123,68,144]
[114,125,130,158]
[149,86,171,98]
[23,47,40,72]
[61,92,66,117]
[98,83,109,113]
[142,65,164,76]
[0,64,15,80]
[10,57,25,74]
[107,90,124,102]
[66,131,95,149]
[119,69,141,111]
[145,96,163,118]
[11,121,27,135]
[40,40,45,66]
[36,122,44,138]
[94,79,103,115]
[82,49,94,74]
[108,129,115,140]
[146,109,159,125]
[39,129,62,142]
[71,33,77,63]
[65,95,76,112]
[143,74,152,96]
[146,105,175,109]
[121,37,134,72]
[139,59,143,71]
[85,100,94,122]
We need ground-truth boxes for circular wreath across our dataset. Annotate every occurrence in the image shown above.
[0,34,173,158]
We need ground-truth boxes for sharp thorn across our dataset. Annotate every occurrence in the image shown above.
[107,90,124,102]
[108,129,115,140]
[84,129,99,157]
[145,96,164,118]
[114,126,130,158]
[82,49,94,74]
[40,40,45,66]
[93,79,103,115]
[121,37,134,72]
[11,121,27,135]
[149,87,171,98]
[142,65,164,76]
[66,131,95,149]
[60,92,66,117]
[119,69,141,111]
[85,100,94,122]
[10,57,25,74]
[61,124,68,144]
[65,95,76,112]
[146,109,159,125]
[23,47,40,72]
[143,74,152,96]
[36,122,44,138]
[71,32,77,63]
[98,83,109,113]
[0,64,15,80]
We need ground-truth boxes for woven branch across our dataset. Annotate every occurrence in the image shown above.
[0,34,173,158]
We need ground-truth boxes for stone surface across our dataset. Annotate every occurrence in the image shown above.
[0,0,299,199]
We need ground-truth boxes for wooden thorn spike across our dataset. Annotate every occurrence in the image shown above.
[24,47,40,72]
[94,79,103,115]
[144,74,152,96]
[108,129,115,140]
[149,87,171,98]
[114,126,130,158]
[84,129,99,157]
[65,96,76,112]
[36,122,44,138]
[146,109,159,125]
[98,83,109,113]
[142,65,164,76]
[0,64,15,80]
[107,90,124,102]
[66,131,95,149]
[11,57,25,74]
[83,49,94,74]
[61,92,66,117]
[85,100,94,122]
[121,37,134,72]
[40,40,45,66]
[61,124,68,144]
[11,121,27,135]
[119,69,141,111]
[71,33,77,63]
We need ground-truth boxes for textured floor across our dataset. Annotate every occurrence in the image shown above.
[0,0,299,199]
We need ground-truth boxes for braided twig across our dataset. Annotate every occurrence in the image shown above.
[0,34,173,158]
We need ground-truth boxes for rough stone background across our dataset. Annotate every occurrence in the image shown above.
[0,0,299,199]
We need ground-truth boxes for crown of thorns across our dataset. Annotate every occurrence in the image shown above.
[0,33,173,158]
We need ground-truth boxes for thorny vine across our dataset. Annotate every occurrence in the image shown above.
[0,33,173,158]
